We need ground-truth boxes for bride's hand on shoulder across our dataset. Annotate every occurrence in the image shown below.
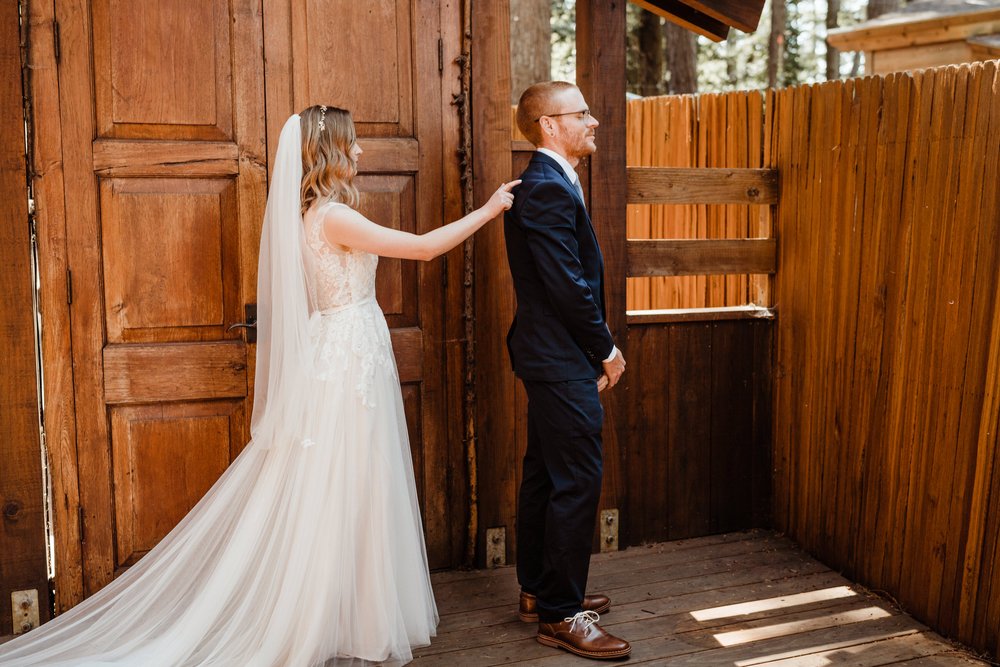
[484,180,521,217]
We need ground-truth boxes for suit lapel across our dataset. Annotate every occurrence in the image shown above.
[531,152,587,210]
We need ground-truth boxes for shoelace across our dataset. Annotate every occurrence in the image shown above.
[564,610,601,634]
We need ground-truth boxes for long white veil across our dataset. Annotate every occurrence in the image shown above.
[250,114,317,448]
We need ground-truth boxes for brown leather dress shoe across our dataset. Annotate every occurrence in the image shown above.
[519,591,612,623]
[537,611,631,660]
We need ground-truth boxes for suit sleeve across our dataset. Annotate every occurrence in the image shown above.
[518,180,615,364]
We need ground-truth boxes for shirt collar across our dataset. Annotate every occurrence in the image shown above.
[536,147,579,184]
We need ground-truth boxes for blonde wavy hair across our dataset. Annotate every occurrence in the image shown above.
[299,105,360,215]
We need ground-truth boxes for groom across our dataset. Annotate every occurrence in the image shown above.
[504,81,630,660]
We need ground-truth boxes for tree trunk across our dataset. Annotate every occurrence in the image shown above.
[868,0,901,20]
[664,20,698,94]
[638,11,665,96]
[768,0,787,88]
[826,0,840,80]
[510,0,551,103]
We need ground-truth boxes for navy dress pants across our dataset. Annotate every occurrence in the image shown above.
[516,378,604,623]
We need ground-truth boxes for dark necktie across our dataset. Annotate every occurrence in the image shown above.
[573,178,586,208]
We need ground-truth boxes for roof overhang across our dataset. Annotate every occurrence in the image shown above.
[630,0,766,42]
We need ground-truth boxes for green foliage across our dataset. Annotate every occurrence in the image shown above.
[551,0,577,82]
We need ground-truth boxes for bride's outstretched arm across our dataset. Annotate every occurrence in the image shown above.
[318,180,520,261]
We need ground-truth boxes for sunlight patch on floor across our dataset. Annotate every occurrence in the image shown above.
[712,606,892,647]
[691,586,858,621]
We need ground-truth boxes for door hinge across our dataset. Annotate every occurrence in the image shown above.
[52,20,60,64]
[65,269,72,304]
[442,254,448,288]
[77,506,85,543]
[437,37,443,73]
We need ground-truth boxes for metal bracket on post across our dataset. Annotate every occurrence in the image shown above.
[11,589,39,635]
[600,509,619,552]
[486,527,506,568]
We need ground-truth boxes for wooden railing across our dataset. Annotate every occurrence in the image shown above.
[625,165,777,322]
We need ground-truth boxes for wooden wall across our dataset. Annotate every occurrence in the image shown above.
[771,61,1000,658]
[624,319,772,544]
[0,2,50,634]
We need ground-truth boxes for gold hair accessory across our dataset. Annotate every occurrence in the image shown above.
[318,105,327,131]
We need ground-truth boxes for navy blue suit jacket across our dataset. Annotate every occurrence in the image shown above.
[504,152,615,381]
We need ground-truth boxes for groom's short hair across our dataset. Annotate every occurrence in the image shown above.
[516,81,578,146]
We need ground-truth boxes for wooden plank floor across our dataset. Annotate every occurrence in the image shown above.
[413,530,990,666]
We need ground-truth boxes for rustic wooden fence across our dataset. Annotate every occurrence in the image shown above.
[625,93,772,311]
[771,61,1000,658]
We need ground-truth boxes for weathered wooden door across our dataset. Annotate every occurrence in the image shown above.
[40,0,465,607]
[46,0,267,597]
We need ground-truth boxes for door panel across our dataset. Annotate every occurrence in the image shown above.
[92,0,234,140]
[99,177,242,343]
[110,402,246,571]
[295,0,413,134]
[358,174,419,324]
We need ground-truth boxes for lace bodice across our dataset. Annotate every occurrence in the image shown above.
[304,202,378,311]
[303,202,394,409]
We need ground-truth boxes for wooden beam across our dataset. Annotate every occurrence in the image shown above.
[1,0,50,634]
[93,140,239,176]
[627,238,777,276]
[577,0,629,547]
[627,305,775,324]
[472,0,518,569]
[631,0,729,41]
[679,0,764,32]
[628,167,778,204]
[103,343,248,404]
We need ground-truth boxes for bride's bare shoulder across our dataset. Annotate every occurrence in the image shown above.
[310,201,366,251]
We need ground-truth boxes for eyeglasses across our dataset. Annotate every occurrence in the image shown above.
[534,109,591,123]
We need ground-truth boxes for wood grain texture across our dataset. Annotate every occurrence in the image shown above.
[27,0,84,613]
[411,532,988,666]
[627,167,777,204]
[92,141,240,176]
[623,321,772,545]
[630,0,729,41]
[102,343,248,404]
[627,238,776,276]
[681,0,766,32]
[626,305,773,324]
[578,0,629,549]
[472,0,518,567]
[771,62,1000,660]
[0,1,50,633]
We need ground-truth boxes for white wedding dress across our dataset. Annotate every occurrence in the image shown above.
[0,136,438,664]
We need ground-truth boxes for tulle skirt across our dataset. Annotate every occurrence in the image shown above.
[0,302,438,666]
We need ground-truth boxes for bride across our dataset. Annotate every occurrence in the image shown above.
[0,106,518,667]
